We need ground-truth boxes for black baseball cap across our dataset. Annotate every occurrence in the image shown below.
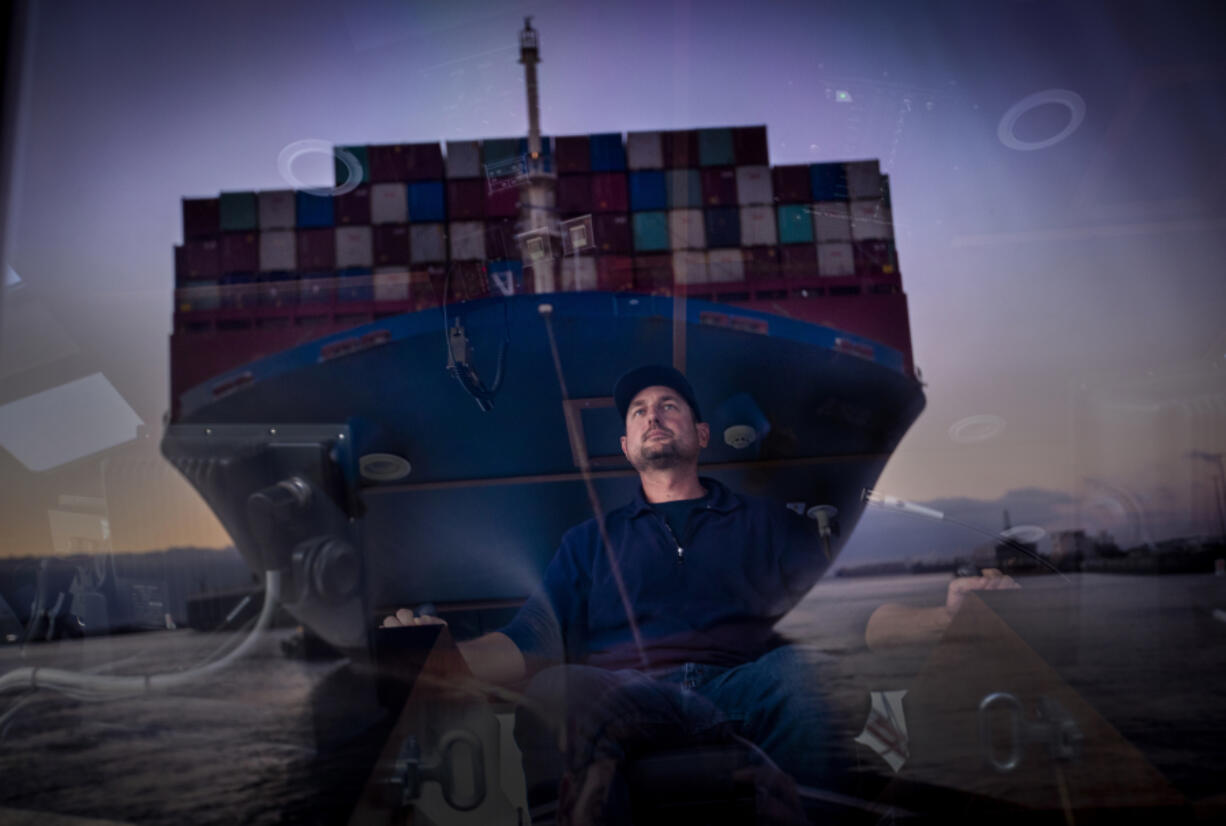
[613,365,703,422]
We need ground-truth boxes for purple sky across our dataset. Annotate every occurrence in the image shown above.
[3,0,1225,555]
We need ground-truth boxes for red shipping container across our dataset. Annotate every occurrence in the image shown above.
[554,135,590,174]
[633,253,674,293]
[373,224,410,266]
[853,239,899,276]
[732,126,769,166]
[407,266,440,310]
[772,165,811,203]
[447,179,486,220]
[183,198,220,239]
[780,244,818,278]
[183,238,221,279]
[592,173,628,212]
[556,174,593,214]
[368,145,407,182]
[297,228,336,270]
[447,261,491,303]
[486,184,520,218]
[220,232,258,273]
[335,186,371,225]
[744,246,781,281]
[701,168,738,207]
[593,213,633,254]
[661,130,699,168]
[597,255,634,291]
[405,142,444,180]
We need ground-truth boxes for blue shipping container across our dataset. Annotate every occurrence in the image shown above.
[810,163,849,201]
[777,205,815,244]
[697,128,735,167]
[590,133,627,172]
[517,136,553,173]
[629,171,668,211]
[408,181,446,223]
[704,207,741,248]
[296,191,335,228]
[665,169,703,209]
[337,267,373,302]
[633,211,670,252]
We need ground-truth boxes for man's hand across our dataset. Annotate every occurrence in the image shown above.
[382,608,447,628]
[944,568,1020,618]
[866,568,1021,650]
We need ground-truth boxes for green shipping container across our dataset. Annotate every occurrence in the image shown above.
[664,169,703,209]
[697,128,735,167]
[335,145,370,188]
[633,211,670,252]
[777,205,815,244]
[219,192,257,232]
[483,138,521,171]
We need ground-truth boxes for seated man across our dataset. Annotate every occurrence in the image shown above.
[386,365,836,815]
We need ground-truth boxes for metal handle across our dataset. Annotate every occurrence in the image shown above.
[979,692,1083,773]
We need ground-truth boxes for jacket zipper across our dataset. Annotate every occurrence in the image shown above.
[659,517,684,565]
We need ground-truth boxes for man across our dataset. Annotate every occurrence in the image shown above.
[386,365,836,806]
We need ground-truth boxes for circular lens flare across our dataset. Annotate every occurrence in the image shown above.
[948,414,1006,444]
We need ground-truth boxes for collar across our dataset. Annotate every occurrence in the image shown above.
[627,476,744,518]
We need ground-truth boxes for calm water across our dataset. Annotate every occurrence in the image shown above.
[1,572,1223,823]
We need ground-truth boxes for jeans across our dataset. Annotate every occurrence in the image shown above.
[514,643,838,807]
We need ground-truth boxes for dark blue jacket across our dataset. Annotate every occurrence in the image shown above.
[500,478,827,672]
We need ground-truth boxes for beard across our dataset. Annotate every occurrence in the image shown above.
[628,433,695,471]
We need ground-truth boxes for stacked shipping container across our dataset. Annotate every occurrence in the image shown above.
[172,127,910,396]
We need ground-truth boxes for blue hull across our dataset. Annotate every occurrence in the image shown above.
[163,292,924,642]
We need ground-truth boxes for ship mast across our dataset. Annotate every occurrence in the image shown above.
[517,16,557,291]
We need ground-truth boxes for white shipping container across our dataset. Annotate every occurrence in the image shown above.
[707,249,744,283]
[449,221,486,260]
[371,183,408,225]
[739,205,777,246]
[259,230,297,272]
[257,190,296,229]
[668,209,706,250]
[373,268,410,301]
[672,250,709,285]
[850,199,894,241]
[410,224,447,263]
[734,166,773,205]
[335,226,373,269]
[845,160,883,200]
[626,131,664,170]
[818,242,855,277]
[445,140,482,178]
[812,201,852,244]
[560,256,598,291]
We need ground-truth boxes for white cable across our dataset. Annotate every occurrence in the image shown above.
[0,571,281,698]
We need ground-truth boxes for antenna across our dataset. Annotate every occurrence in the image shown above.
[516,16,557,292]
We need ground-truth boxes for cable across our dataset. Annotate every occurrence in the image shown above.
[0,571,282,700]
[539,304,650,670]
[442,263,513,412]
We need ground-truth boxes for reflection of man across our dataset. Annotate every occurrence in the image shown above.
[865,569,1020,650]
[386,365,834,809]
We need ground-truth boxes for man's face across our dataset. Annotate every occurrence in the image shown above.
[619,385,710,472]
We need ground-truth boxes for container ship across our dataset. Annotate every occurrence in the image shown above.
[161,20,925,651]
